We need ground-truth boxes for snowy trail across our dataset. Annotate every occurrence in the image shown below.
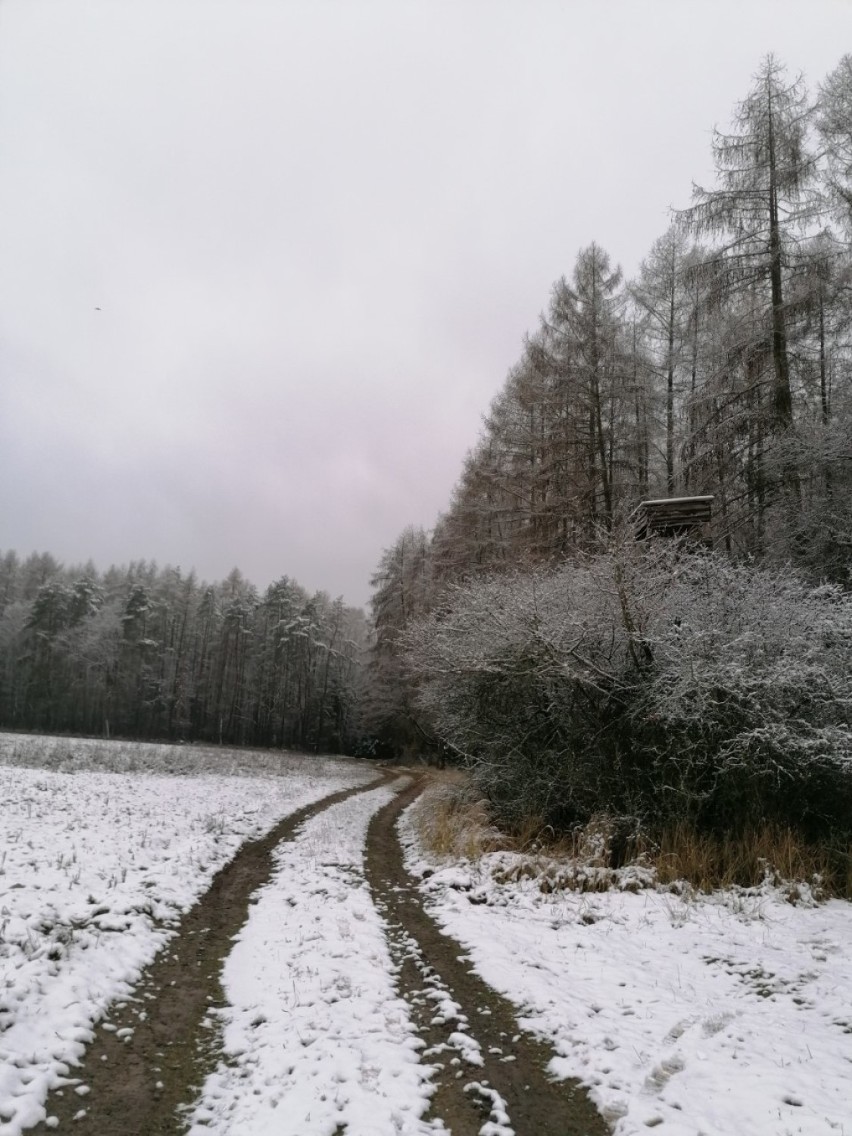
[185,779,436,1136]
[364,778,608,1136]
[21,772,387,1136]
[10,747,845,1136]
[187,774,607,1136]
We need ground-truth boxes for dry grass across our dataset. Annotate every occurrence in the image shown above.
[410,770,505,860]
[649,823,852,900]
[412,773,852,901]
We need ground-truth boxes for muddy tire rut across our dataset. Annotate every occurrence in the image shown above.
[28,773,392,1136]
[29,771,607,1136]
[366,778,608,1136]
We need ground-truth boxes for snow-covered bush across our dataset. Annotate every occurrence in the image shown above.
[403,541,852,840]
[636,557,852,836]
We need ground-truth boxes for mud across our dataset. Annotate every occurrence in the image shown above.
[28,770,608,1136]
[364,778,608,1136]
[28,773,390,1136]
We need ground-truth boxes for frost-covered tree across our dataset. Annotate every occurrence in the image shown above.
[680,55,819,431]
[817,54,852,238]
[362,527,433,756]
[540,244,630,527]
[630,227,697,494]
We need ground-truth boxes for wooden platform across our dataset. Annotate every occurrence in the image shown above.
[632,496,714,540]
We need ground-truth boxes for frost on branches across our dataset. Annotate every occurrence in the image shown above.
[403,541,852,840]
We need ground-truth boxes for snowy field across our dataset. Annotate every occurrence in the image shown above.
[0,733,372,1136]
[401,802,852,1136]
[4,733,852,1136]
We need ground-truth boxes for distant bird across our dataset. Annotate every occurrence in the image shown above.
[94,306,102,311]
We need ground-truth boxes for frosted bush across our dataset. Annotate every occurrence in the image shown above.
[403,542,852,838]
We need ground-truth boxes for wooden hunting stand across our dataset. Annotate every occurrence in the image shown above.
[632,496,714,544]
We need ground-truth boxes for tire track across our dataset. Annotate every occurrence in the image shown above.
[364,778,608,1136]
[28,771,392,1136]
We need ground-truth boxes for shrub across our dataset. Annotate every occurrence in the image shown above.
[402,539,852,843]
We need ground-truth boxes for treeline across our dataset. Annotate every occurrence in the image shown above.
[366,56,852,843]
[0,551,368,752]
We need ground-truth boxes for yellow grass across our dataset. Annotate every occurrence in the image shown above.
[408,770,505,860]
[650,823,852,900]
[412,773,852,900]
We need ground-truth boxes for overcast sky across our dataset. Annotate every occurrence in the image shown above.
[0,1,848,608]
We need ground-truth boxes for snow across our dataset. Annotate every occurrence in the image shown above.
[186,780,436,1136]
[0,734,371,1136]
[4,730,852,1136]
[401,809,852,1136]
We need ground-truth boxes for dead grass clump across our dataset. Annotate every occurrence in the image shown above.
[412,772,504,860]
[488,853,654,895]
[413,778,851,901]
[499,816,851,900]
[650,824,852,900]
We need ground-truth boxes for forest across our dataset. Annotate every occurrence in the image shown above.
[0,552,369,752]
[366,56,852,850]
[2,55,852,850]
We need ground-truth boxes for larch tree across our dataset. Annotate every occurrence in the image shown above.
[680,55,819,432]
[539,244,630,532]
[630,227,695,495]
[364,526,433,755]
[817,54,852,238]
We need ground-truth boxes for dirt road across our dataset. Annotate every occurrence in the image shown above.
[29,773,606,1136]
[365,779,607,1136]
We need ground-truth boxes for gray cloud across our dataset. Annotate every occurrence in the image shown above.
[0,0,846,605]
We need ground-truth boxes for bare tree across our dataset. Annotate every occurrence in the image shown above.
[679,55,819,431]
[817,54,852,238]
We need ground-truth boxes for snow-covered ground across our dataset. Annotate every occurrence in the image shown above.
[4,733,852,1136]
[0,733,371,1136]
[187,781,435,1136]
[401,803,852,1136]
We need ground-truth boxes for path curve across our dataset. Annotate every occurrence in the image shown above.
[28,770,608,1135]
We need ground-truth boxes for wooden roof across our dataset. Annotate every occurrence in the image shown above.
[632,496,714,540]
